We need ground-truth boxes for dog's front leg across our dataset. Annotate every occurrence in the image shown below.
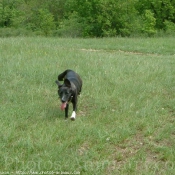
[70,99,77,121]
[65,104,69,119]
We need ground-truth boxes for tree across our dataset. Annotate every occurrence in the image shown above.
[0,0,22,27]
[0,0,175,37]
[142,10,157,36]
[136,0,175,30]
[31,8,55,36]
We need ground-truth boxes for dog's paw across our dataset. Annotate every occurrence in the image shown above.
[70,111,76,121]
[70,117,75,121]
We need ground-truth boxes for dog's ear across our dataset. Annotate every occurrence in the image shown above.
[55,80,62,88]
[64,79,71,87]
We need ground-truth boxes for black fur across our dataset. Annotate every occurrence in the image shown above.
[55,69,82,120]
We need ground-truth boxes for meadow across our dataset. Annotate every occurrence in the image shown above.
[0,37,175,175]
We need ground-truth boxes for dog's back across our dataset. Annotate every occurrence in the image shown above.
[58,69,82,94]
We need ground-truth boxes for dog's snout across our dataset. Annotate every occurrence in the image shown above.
[61,96,66,103]
[61,99,66,103]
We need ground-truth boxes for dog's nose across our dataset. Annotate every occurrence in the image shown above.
[61,99,66,103]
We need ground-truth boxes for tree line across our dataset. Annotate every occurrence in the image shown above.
[0,0,175,37]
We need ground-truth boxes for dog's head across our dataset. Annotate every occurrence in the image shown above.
[55,79,75,110]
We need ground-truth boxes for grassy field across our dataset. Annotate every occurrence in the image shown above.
[0,37,175,175]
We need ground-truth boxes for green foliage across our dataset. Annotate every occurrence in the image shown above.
[37,9,56,36]
[151,0,175,29]
[142,10,157,36]
[0,27,32,37]
[65,0,102,37]
[164,20,175,34]
[0,3,12,27]
[97,0,117,37]
[0,0,22,27]
[136,0,175,29]
[0,0,175,37]
[28,9,55,36]
[56,12,83,37]
[116,0,139,37]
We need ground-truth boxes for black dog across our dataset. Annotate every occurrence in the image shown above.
[55,69,82,120]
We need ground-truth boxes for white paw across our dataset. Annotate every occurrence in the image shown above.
[70,111,76,121]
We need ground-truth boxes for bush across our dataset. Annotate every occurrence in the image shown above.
[164,20,175,35]
[142,10,157,36]
[0,28,32,37]
[56,12,83,37]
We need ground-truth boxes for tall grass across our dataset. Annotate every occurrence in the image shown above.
[0,37,175,175]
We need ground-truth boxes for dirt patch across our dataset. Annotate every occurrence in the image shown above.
[106,132,162,174]
[78,142,90,156]
[80,48,161,56]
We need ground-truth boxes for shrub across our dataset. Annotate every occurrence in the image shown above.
[142,10,157,36]
[164,20,175,35]
[56,12,83,37]
[0,27,32,37]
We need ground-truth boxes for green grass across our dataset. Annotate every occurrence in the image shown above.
[0,37,175,175]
